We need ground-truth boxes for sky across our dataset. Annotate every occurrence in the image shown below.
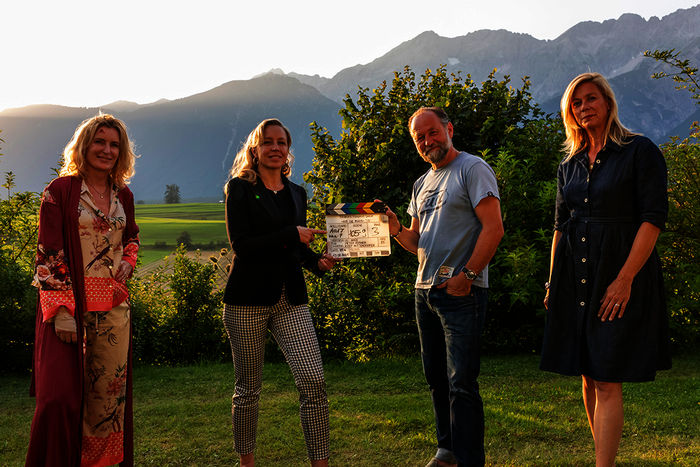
[1,0,698,111]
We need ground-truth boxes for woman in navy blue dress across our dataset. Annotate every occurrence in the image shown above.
[541,73,670,466]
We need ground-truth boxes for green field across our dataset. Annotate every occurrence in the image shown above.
[137,248,178,266]
[135,203,227,265]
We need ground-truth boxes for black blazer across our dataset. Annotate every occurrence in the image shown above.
[223,176,322,306]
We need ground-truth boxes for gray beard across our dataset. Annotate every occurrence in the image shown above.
[424,145,448,164]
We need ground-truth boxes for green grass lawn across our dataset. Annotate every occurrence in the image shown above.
[135,203,227,265]
[2,354,697,466]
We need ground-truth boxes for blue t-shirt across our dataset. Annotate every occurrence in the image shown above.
[407,151,500,289]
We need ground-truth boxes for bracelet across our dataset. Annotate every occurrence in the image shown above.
[391,225,403,238]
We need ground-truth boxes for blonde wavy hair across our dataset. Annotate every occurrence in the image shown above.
[226,118,294,190]
[561,72,636,159]
[60,114,137,187]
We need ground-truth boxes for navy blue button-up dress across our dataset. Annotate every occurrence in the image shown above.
[540,135,671,382]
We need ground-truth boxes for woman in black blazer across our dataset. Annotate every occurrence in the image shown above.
[222,118,337,467]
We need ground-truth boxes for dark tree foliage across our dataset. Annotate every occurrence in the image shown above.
[176,230,193,248]
[645,49,700,349]
[304,66,564,360]
[164,184,181,204]
[0,252,36,373]
[658,131,700,349]
[0,136,41,373]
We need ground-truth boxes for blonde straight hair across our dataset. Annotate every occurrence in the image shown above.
[226,118,294,191]
[60,114,137,187]
[560,72,636,159]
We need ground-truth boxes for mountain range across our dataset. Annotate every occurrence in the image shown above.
[1,5,698,202]
[0,75,342,201]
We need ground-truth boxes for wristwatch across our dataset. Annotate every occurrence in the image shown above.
[462,267,478,281]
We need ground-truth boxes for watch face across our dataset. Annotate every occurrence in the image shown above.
[463,268,478,280]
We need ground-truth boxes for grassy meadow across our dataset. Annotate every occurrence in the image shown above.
[135,203,227,265]
[2,354,698,466]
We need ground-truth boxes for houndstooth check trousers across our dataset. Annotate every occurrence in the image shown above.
[223,289,329,460]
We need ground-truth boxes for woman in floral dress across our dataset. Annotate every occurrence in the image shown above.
[26,114,140,467]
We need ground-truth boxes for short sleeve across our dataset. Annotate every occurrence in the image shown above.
[466,160,500,208]
[634,138,668,229]
[407,180,419,219]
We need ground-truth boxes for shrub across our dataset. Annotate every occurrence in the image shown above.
[0,253,36,373]
[644,50,700,351]
[658,128,700,350]
[0,168,41,373]
[130,246,230,364]
[305,260,416,362]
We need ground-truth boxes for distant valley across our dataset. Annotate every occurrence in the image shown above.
[0,75,342,201]
[1,5,698,201]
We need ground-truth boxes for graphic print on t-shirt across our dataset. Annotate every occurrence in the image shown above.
[418,188,448,214]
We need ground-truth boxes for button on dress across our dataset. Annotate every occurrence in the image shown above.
[540,135,671,382]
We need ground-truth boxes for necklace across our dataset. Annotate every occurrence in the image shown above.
[85,180,109,199]
[264,181,284,194]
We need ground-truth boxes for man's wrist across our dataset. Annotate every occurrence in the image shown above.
[391,224,403,238]
[461,267,478,281]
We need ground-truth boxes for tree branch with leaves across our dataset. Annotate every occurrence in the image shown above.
[644,48,700,104]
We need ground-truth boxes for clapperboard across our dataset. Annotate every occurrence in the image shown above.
[325,202,391,258]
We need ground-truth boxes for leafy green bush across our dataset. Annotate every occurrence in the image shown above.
[644,49,700,351]
[130,246,229,365]
[305,66,564,359]
[305,260,416,362]
[0,159,41,373]
[658,128,700,349]
[0,253,36,373]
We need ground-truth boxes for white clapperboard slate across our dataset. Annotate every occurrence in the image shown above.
[325,202,391,258]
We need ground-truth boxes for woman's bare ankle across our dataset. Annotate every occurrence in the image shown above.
[240,452,254,467]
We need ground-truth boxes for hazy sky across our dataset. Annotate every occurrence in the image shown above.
[1,0,698,111]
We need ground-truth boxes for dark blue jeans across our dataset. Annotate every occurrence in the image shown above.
[415,286,487,467]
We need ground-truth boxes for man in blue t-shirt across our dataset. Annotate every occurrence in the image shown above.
[384,107,504,467]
